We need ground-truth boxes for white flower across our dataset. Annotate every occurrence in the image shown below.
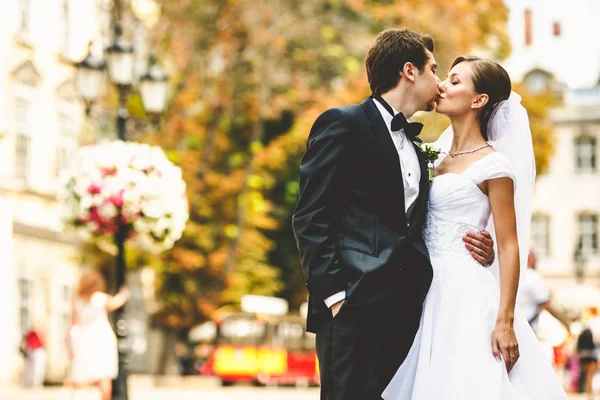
[420,143,440,153]
[102,176,124,198]
[73,177,93,198]
[151,217,170,237]
[133,219,152,234]
[98,202,118,219]
[79,194,94,210]
[414,141,442,164]
[91,194,105,207]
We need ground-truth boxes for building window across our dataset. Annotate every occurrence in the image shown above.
[15,99,32,183]
[525,70,549,95]
[579,214,598,255]
[18,0,30,35]
[56,112,77,176]
[531,214,550,256]
[59,0,70,55]
[524,9,533,46]
[575,135,597,173]
[59,284,72,339]
[553,22,562,37]
[19,278,33,335]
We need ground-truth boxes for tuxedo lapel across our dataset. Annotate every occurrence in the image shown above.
[409,138,430,227]
[360,97,406,209]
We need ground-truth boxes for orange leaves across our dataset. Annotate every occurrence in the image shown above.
[207,246,229,271]
[513,83,558,176]
[170,247,206,270]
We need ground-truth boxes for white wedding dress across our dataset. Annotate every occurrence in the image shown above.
[382,152,567,400]
[69,292,119,383]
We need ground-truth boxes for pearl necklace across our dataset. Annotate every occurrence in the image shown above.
[446,144,491,157]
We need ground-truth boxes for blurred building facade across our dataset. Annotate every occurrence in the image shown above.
[0,0,156,385]
[504,0,600,289]
[0,0,101,385]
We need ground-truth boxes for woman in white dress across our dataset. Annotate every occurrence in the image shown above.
[382,56,567,399]
[68,269,128,400]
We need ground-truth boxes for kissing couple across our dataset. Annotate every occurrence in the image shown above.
[293,28,568,400]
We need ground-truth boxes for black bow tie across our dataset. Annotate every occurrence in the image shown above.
[373,96,423,139]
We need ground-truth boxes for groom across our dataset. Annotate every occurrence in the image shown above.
[292,29,495,399]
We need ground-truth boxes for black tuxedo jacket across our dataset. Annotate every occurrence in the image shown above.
[292,97,433,333]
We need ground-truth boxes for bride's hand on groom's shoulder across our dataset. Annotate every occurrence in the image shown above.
[463,230,495,266]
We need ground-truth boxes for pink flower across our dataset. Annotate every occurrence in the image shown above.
[109,191,125,208]
[88,183,102,195]
[89,206,103,225]
[101,166,117,177]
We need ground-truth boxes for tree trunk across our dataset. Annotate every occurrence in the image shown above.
[156,328,177,376]
[225,47,271,273]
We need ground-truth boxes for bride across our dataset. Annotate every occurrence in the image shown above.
[382,56,567,399]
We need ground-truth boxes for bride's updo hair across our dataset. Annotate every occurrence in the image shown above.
[451,56,511,140]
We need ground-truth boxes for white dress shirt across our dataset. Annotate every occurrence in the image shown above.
[324,98,422,308]
[373,98,421,213]
[516,268,550,322]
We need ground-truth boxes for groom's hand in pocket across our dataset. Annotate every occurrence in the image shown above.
[463,230,495,266]
[331,300,345,318]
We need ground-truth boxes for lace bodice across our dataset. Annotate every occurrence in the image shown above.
[423,152,515,260]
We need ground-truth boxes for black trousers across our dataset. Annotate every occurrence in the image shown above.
[315,267,425,400]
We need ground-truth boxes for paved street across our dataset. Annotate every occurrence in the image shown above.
[0,386,320,400]
[0,387,591,400]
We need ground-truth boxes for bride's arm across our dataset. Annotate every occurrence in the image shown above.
[487,176,520,372]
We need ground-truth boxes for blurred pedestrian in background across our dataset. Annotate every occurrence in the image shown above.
[20,325,46,388]
[576,322,597,399]
[67,269,128,400]
[517,249,571,333]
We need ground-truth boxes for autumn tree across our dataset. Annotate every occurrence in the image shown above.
[146,0,379,332]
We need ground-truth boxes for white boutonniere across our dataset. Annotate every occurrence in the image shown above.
[413,142,442,182]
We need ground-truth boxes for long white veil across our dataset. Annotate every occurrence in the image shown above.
[434,92,536,284]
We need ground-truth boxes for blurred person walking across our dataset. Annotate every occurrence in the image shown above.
[67,269,128,400]
[576,325,597,399]
[517,249,571,333]
[20,326,46,388]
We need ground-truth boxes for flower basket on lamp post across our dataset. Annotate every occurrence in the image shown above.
[60,140,188,253]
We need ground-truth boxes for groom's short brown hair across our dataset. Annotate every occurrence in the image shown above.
[366,28,434,96]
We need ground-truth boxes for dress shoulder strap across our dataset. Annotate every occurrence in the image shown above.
[465,152,515,186]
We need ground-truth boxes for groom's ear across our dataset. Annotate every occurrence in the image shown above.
[471,94,489,110]
[401,62,417,82]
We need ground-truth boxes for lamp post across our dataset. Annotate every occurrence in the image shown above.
[74,24,169,400]
[139,55,169,127]
[105,23,134,143]
[74,43,106,116]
